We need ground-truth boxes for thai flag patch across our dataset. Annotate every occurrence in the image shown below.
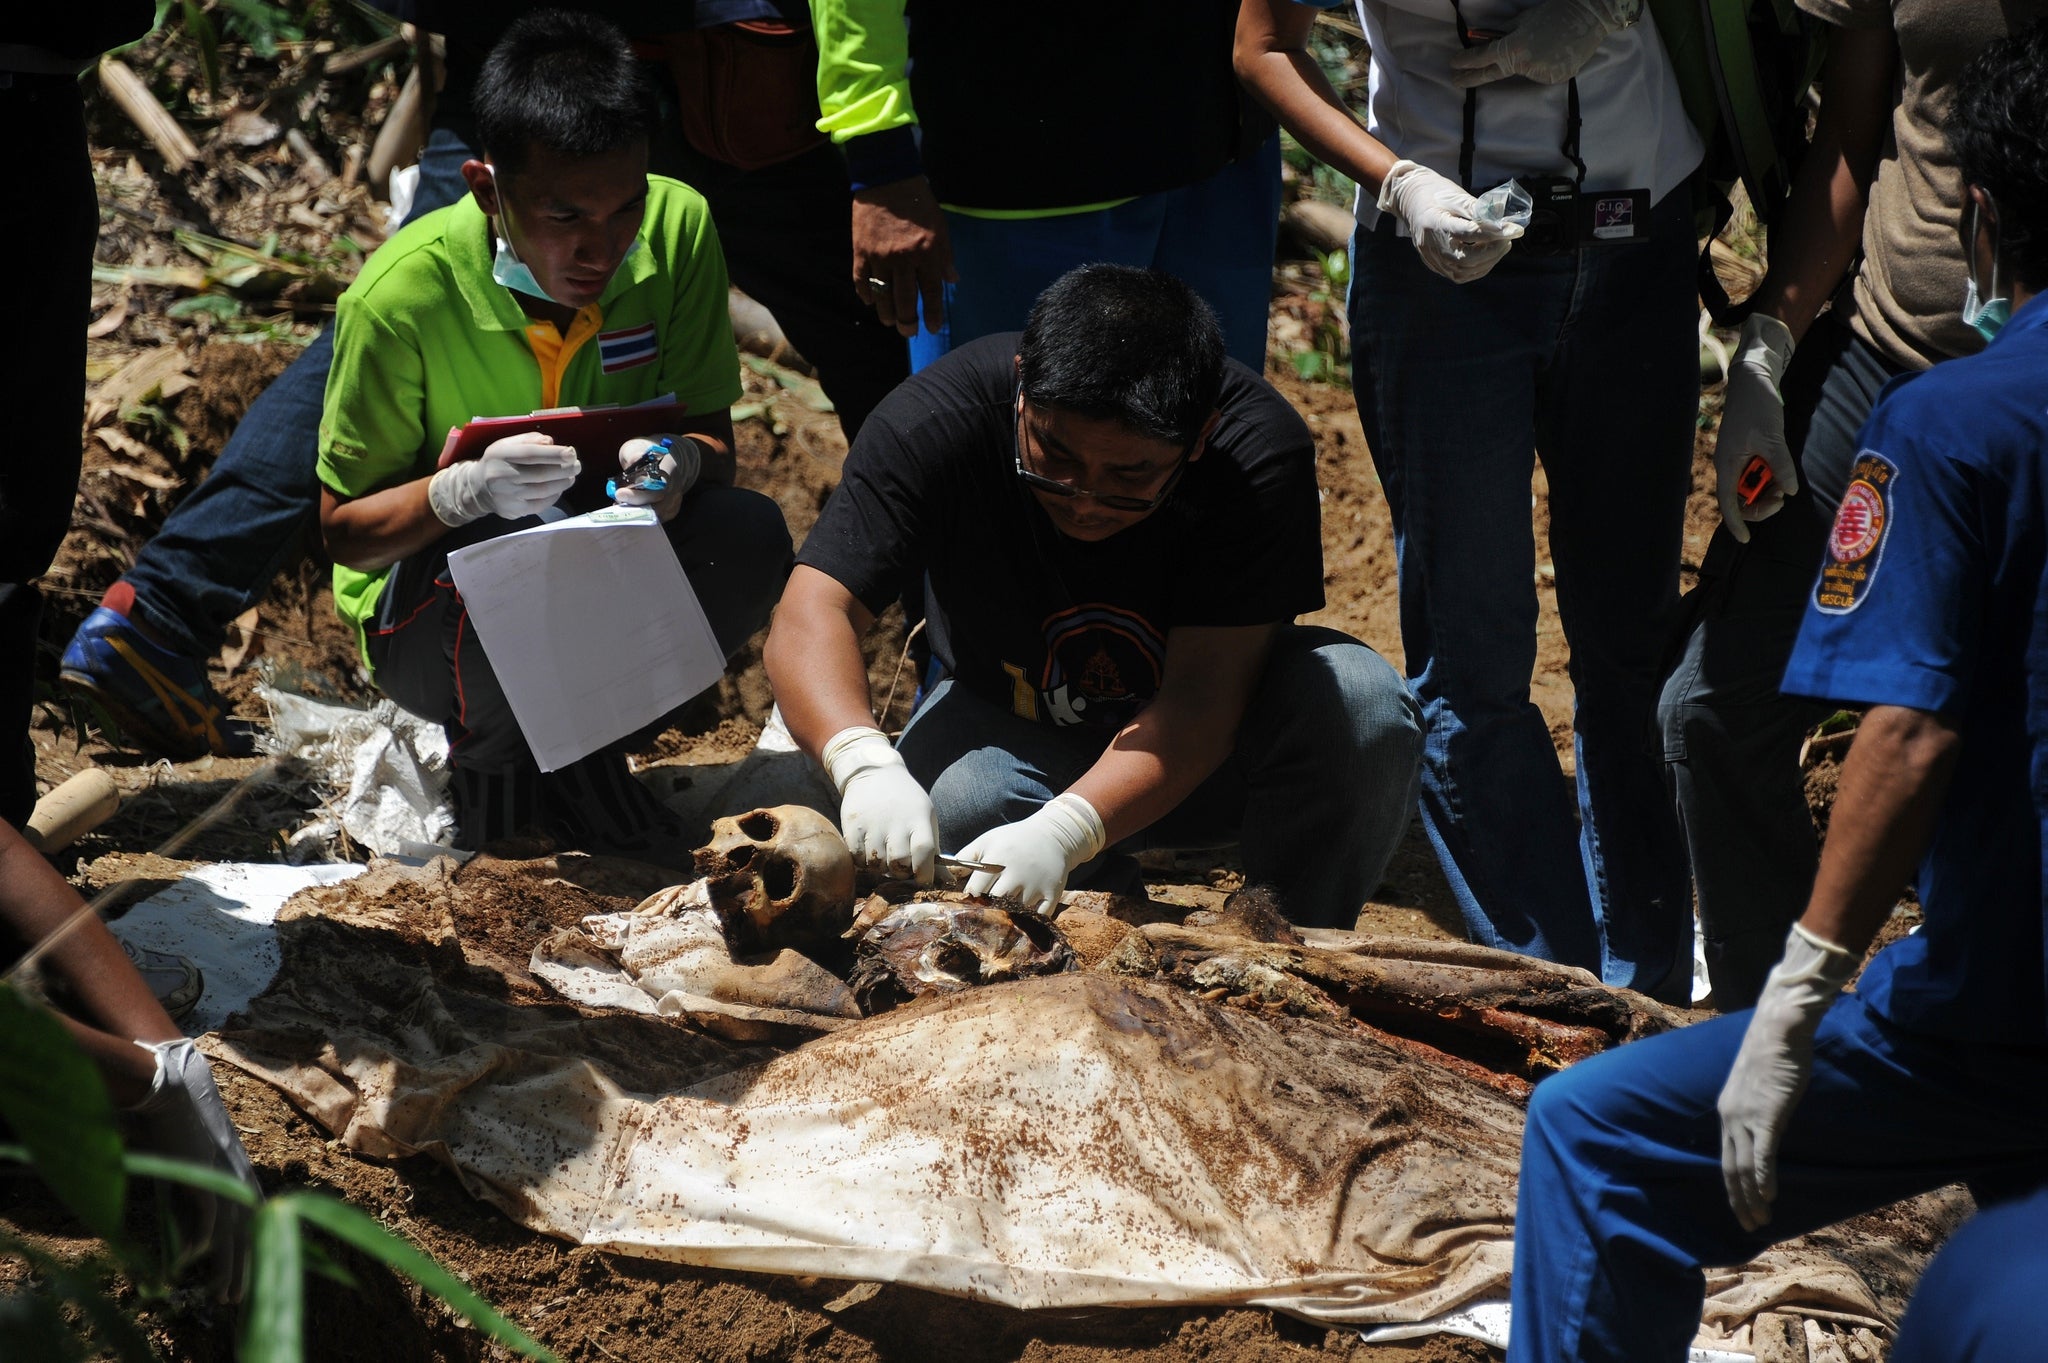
[598,322,658,373]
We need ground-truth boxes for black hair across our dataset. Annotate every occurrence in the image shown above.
[1946,18,2048,292]
[1016,265,1227,447]
[472,9,656,179]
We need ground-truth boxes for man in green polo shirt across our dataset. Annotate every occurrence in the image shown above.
[316,9,792,857]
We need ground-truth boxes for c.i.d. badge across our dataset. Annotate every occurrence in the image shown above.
[1814,451,1898,615]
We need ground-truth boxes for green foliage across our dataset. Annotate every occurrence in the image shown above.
[0,989,125,1242]
[0,983,561,1363]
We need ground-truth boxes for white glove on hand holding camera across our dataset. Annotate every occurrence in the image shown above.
[956,792,1107,917]
[131,1037,261,1300]
[1715,923,1858,1232]
[427,432,579,526]
[1449,0,1641,87]
[823,725,939,885]
[1713,313,1802,542]
[614,435,703,521]
[1378,160,1523,284]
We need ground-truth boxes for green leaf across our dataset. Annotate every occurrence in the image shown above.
[123,1151,262,1206]
[0,986,126,1242]
[167,294,244,321]
[285,1195,560,1362]
[179,0,221,95]
[300,1237,362,1291]
[240,1199,304,1363]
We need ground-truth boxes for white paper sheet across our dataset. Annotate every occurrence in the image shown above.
[445,506,724,770]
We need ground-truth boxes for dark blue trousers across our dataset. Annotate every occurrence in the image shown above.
[1893,1182,2048,1362]
[1508,993,2048,1362]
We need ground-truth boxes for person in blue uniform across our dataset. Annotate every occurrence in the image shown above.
[1504,22,2048,1361]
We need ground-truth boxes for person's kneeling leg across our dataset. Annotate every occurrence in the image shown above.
[1509,1015,1752,1363]
[1231,625,1422,925]
[666,485,794,660]
[897,679,1111,861]
[1892,1183,2048,1363]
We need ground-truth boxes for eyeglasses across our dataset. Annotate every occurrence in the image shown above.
[1012,391,1194,514]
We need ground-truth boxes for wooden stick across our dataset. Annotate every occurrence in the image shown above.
[323,31,408,76]
[366,65,426,201]
[285,128,334,187]
[24,770,120,855]
[97,57,201,174]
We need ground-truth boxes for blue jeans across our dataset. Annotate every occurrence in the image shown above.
[1507,994,2048,1363]
[924,137,1283,373]
[120,130,476,658]
[1657,314,1904,1007]
[1892,1182,2048,1362]
[1347,190,1696,995]
[894,625,1423,927]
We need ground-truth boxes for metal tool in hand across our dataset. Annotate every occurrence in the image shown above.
[938,854,1005,879]
[608,436,672,499]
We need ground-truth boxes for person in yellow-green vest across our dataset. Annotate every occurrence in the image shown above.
[316,9,792,860]
[810,0,1280,372]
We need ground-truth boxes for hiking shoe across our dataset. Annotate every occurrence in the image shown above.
[59,603,248,760]
[121,938,204,1023]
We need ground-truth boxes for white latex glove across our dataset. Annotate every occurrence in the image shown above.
[130,1038,262,1300]
[613,435,703,522]
[1377,160,1523,284]
[1715,923,1858,1232]
[1713,313,1801,543]
[822,725,939,885]
[1448,0,1641,87]
[956,792,1107,916]
[426,432,580,527]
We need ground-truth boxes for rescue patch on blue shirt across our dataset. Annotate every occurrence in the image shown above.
[1814,450,1898,615]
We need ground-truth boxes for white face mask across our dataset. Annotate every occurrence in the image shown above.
[485,164,642,307]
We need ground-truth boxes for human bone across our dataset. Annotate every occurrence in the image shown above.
[693,805,856,954]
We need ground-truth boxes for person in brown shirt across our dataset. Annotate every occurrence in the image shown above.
[1659,0,2047,1009]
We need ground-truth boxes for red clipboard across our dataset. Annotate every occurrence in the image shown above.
[434,395,691,470]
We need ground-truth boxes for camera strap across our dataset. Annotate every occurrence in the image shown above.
[1444,0,1586,193]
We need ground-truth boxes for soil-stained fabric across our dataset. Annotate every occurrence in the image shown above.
[207,870,1900,1346]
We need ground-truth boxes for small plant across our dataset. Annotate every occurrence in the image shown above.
[0,982,559,1362]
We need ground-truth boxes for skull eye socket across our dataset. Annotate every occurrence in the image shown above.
[738,811,779,840]
[760,856,798,903]
[725,843,756,869]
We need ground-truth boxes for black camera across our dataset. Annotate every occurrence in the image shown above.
[1512,177,1650,256]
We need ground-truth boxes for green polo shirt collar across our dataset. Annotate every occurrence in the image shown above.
[447,186,661,332]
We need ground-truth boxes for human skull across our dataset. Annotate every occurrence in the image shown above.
[693,805,856,955]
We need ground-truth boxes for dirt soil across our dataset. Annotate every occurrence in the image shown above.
[6,15,1862,1359]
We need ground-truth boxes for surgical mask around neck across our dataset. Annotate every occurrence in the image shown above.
[485,164,642,307]
[1961,197,2012,343]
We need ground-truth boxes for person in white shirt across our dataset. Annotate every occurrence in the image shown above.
[1236,0,1703,1000]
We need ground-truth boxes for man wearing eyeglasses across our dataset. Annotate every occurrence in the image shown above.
[764,264,1422,925]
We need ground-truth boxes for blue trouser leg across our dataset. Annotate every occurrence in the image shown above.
[1534,194,1697,996]
[1892,1182,2048,1362]
[1508,996,2048,1363]
[895,625,1422,926]
[120,129,475,657]
[1656,316,1903,1006]
[941,138,1282,373]
[1348,192,1694,991]
[368,485,791,774]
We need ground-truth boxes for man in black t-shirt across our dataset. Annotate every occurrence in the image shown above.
[764,265,1423,926]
